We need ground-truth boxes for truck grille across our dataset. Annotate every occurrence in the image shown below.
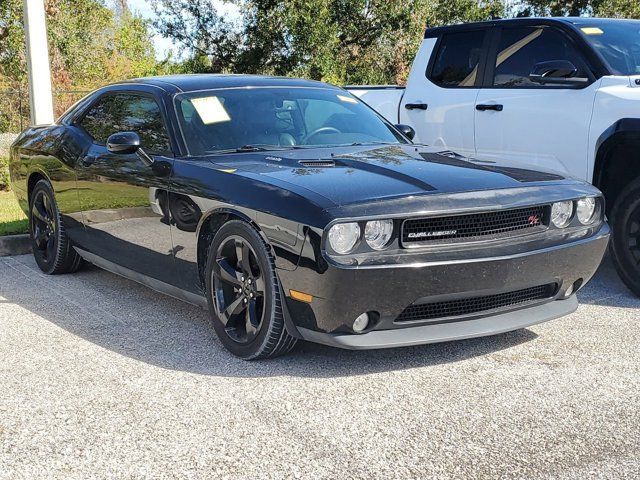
[401,205,548,246]
[395,283,557,323]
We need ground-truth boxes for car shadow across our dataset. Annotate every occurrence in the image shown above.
[1,255,541,378]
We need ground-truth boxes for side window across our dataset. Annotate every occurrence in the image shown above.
[80,94,171,153]
[493,26,588,88]
[429,30,487,87]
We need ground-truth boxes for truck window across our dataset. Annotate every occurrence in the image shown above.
[576,20,640,75]
[429,30,486,88]
[492,26,588,88]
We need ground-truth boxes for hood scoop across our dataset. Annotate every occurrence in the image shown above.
[298,159,337,168]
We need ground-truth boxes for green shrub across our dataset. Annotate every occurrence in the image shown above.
[0,156,8,191]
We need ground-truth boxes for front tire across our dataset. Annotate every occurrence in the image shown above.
[610,177,640,296]
[29,179,82,275]
[205,220,297,359]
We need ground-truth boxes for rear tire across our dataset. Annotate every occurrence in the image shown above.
[205,220,297,359]
[29,179,82,275]
[610,177,640,296]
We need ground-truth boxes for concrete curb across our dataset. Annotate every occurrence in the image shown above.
[0,234,31,257]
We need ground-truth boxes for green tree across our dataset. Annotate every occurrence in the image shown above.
[151,0,505,85]
[514,0,640,17]
[0,0,26,89]
[0,0,161,90]
[151,0,241,73]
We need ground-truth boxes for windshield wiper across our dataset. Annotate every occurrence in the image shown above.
[349,141,394,147]
[211,144,305,154]
[235,145,271,152]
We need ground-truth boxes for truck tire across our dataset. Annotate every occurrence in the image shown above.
[610,176,640,297]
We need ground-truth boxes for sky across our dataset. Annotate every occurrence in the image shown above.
[126,0,241,59]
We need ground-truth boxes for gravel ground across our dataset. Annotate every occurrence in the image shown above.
[0,253,639,479]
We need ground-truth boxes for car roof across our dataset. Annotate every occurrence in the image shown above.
[423,16,633,37]
[114,74,336,94]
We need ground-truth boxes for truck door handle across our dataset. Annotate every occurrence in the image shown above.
[476,104,503,112]
[405,103,428,110]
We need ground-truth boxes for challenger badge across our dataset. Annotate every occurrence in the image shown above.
[408,230,458,239]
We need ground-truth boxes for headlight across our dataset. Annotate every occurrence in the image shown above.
[551,201,574,228]
[576,197,597,225]
[364,219,394,250]
[327,222,360,254]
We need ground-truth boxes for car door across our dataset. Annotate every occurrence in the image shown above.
[400,28,491,157]
[72,91,177,286]
[474,24,600,179]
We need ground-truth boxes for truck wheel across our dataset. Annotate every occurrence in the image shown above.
[205,220,297,359]
[610,177,640,297]
[29,179,83,275]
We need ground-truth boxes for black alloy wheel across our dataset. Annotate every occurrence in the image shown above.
[31,188,57,264]
[213,235,266,343]
[29,179,82,274]
[205,220,296,359]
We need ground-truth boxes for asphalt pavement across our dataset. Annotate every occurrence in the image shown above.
[0,253,638,479]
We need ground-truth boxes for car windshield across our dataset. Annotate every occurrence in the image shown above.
[577,20,640,75]
[174,87,406,155]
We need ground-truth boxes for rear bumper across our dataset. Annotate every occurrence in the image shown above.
[298,295,577,349]
[277,224,609,347]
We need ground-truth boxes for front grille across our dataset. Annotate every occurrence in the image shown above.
[395,284,557,323]
[402,205,547,246]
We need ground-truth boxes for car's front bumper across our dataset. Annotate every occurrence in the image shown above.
[297,295,577,349]
[277,224,609,349]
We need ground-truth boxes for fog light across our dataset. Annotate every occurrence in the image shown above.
[564,284,574,298]
[353,312,370,333]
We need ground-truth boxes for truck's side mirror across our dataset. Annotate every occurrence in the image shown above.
[395,124,416,140]
[529,60,589,86]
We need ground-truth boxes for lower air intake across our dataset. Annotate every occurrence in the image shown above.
[395,283,557,323]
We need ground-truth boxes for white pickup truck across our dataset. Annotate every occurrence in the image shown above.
[348,17,640,296]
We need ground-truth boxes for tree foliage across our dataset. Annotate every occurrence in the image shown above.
[152,0,505,84]
[513,0,640,17]
[0,0,160,90]
[1,0,640,92]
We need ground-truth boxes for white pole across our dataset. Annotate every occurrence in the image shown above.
[23,0,54,125]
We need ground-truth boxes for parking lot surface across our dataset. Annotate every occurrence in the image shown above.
[0,253,639,479]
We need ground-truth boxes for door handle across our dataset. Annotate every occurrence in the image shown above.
[81,155,96,166]
[476,104,503,112]
[405,103,428,110]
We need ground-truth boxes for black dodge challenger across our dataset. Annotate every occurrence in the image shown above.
[9,75,609,359]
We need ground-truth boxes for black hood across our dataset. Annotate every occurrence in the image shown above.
[207,145,567,207]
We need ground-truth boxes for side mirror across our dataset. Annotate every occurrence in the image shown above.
[106,131,154,166]
[107,131,141,154]
[529,60,589,86]
[395,124,416,140]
